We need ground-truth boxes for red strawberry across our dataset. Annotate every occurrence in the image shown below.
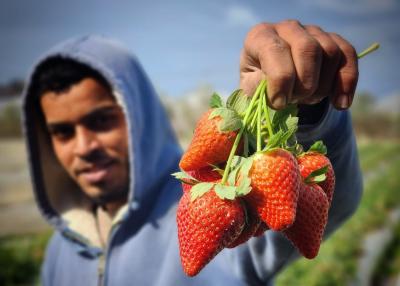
[227,199,261,248]
[179,109,240,171]
[181,166,222,193]
[297,152,335,204]
[176,189,245,276]
[246,149,300,231]
[284,183,329,259]
[253,221,269,237]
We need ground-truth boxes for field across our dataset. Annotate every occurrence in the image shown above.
[0,139,399,285]
[276,140,400,286]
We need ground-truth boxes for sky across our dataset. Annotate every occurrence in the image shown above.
[1,0,399,99]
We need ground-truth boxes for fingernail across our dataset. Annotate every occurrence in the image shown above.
[271,94,287,109]
[335,94,349,109]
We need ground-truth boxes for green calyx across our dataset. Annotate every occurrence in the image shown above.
[308,140,327,155]
[172,171,200,185]
[209,107,242,132]
[304,165,329,184]
[190,182,215,201]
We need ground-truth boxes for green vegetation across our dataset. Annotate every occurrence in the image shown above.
[358,141,400,172]
[372,221,400,285]
[0,232,52,286]
[276,141,400,286]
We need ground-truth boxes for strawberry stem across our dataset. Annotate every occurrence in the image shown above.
[221,80,266,184]
[357,42,380,59]
[250,100,260,130]
[257,90,262,152]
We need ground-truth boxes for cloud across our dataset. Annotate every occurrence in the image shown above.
[226,4,259,27]
[301,0,398,14]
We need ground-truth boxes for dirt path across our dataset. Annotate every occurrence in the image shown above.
[0,139,50,236]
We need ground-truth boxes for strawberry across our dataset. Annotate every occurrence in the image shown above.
[246,149,300,231]
[227,199,261,248]
[176,189,245,276]
[181,166,222,193]
[297,152,335,204]
[284,183,329,259]
[179,109,240,171]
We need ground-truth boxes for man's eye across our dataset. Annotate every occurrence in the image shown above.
[89,114,118,131]
[49,126,74,140]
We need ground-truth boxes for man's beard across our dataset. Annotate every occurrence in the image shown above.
[90,186,129,206]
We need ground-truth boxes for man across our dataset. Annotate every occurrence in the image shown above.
[22,20,362,285]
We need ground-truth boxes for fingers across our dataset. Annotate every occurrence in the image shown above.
[240,23,295,109]
[328,33,359,109]
[304,25,342,104]
[275,20,322,103]
[240,20,358,110]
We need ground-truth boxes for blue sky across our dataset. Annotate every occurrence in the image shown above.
[1,0,399,98]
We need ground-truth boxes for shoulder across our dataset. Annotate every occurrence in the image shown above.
[41,232,63,285]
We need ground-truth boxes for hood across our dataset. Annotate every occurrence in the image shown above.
[22,35,182,248]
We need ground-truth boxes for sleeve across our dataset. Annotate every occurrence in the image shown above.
[231,100,363,285]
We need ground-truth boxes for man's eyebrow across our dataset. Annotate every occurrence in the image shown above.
[46,105,121,128]
[82,105,122,121]
[47,122,71,131]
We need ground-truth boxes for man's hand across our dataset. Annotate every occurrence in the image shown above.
[240,20,358,110]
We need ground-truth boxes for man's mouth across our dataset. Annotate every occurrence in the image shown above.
[77,160,115,184]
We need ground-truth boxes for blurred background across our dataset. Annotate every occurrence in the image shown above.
[0,0,399,285]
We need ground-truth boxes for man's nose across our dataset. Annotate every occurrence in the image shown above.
[73,126,101,157]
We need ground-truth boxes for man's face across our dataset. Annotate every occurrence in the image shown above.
[40,78,129,205]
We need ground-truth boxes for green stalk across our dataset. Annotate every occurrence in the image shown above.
[357,42,380,59]
[221,80,266,184]
[257,90,262,152]
[262,83,274,136]
[250,99,260,129]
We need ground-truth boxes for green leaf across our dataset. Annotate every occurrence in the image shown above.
[313,174,327,183]
[227,156,253,187]
[272,104,297,132]
[227,167,240,186]
[280,116,299,143]
[268,108,276,124]
[286,116,299,134]
[266,130,285,149]
[227,156,246,185]
[308,140,327,155]
[239,157,254,177]
[209,93,223,108]
[171,171,198,183]
[209,107,242,132]
[235,157,253,197]
[236,177,252,196]
[226,89,251,115]
[304,165,329,184]
[190,182,215,202]
[226,89,241,108]
[219,116,242,132]
[215,184,237,200]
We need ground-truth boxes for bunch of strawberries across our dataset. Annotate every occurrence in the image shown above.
[173,80,335,277]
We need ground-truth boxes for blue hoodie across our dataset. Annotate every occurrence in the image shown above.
[21,36,363,286]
